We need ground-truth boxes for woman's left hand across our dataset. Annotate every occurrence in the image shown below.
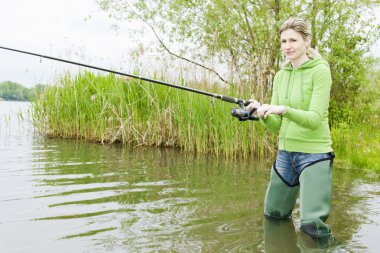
[246,99,261,112]
[257,104,287,118]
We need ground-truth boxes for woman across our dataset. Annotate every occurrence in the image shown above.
[247,18,334,238]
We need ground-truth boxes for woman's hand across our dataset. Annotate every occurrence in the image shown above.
[257,104,287,119]
[246,99,261,112]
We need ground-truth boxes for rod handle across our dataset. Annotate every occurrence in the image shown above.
[219,95,250,106]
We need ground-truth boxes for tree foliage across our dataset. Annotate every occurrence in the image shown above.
[0,81,44,101]
[98,0,379,123]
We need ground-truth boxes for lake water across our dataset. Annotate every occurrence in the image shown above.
[0,101,379,252]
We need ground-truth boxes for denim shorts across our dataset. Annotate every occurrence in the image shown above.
[273,150,334,186]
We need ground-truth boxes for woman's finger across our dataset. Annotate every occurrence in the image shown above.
[257,107,268,117]
[249,99,260,106]
[264,109,273,119]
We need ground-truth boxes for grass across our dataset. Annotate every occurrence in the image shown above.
[31,71,380,171]
[330,85,380,173]
[32,71,276,159]
[331,115,380,173]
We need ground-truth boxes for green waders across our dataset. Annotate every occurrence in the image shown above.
[264,167,300,219]
[264,159,333,238]
[299,159,332,238]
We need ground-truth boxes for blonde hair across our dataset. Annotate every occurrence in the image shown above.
[279,18,320,64]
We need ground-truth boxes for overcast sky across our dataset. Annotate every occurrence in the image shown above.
[0,0,379,88]
[0,0,156,87]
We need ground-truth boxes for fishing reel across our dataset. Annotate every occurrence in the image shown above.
[231,102,259,121]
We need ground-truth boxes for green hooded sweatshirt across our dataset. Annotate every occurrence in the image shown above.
[261,56,333,153]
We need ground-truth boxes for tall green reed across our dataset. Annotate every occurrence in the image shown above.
[32,71,276,159]
[30,70,380,171]
[331,99,380,172]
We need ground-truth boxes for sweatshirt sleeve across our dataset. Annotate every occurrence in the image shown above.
[260,73,282,133]
[283,65,332,130]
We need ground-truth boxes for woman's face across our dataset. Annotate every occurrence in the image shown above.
[280,29,310,62]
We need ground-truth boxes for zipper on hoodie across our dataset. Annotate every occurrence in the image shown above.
[301,71,304,102]
[281,58,320,150]
[282,119,290,150]
[285,71,292,100]
[283,70,293,150]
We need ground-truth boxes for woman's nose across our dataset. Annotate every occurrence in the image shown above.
[283,43,291,49]
[282,45,290,52]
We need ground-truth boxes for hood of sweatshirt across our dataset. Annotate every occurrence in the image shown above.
[283,56,329,71]
[282,56,329,101]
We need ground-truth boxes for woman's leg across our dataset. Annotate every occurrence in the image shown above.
[264,167,300,219]
[299,159,333,238]
[264,151,300,219]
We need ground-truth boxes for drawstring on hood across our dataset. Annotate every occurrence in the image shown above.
[283,57,328,103]
[285,73,292,99]
[301,71,304,102]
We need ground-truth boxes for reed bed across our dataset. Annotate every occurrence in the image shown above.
[32,71,276,159]
[331,104,380,172]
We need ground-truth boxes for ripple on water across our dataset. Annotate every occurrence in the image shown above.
[1,101,380,252]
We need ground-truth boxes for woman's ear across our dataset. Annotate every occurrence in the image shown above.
[305,38,311,48]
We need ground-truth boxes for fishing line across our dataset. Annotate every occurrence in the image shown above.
[0,45,258,121]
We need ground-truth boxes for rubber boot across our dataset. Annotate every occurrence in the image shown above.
[264,167,300,219]
[299,159,332,238]
[264,217,300,253]
[297,231,331,252]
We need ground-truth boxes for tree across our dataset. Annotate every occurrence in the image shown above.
[97,0,379,120]
[0,81,44,101]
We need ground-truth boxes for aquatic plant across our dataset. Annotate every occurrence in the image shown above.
[32,71,276,159]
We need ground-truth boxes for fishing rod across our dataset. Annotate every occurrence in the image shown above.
[0,46,258,121]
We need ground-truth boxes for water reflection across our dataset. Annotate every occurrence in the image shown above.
[264,218,335,253]
[28,139,380,252]
[264,218,300,253]
[30,139,269,252]
[1,101,380,252]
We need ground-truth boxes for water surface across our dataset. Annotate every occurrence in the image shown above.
[0,101,379,252]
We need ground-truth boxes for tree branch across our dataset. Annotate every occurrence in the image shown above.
[127,3,230,86]
[147,21,230,86]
